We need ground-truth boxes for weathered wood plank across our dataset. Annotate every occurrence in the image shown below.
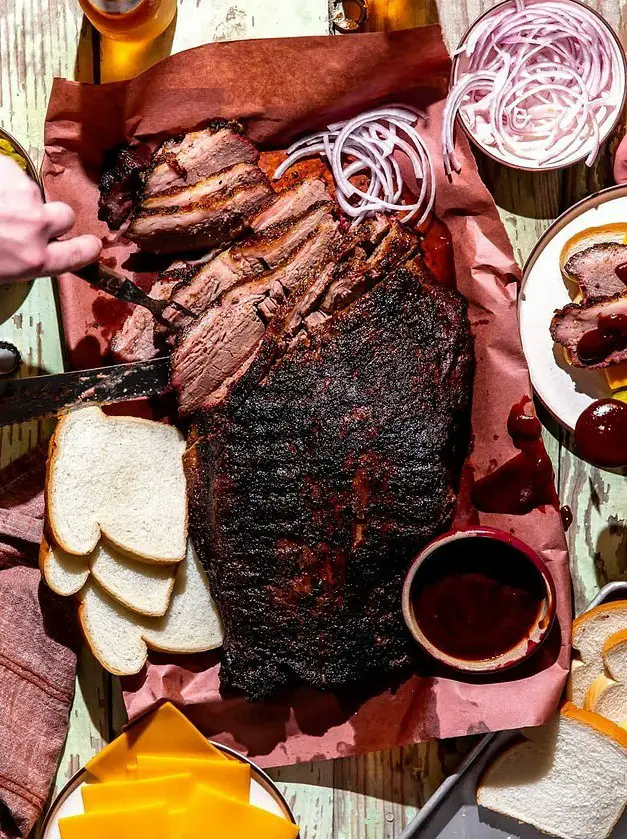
[268,761,335,839]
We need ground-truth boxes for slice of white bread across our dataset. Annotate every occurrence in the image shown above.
[477,704,627,839]
[604,629,627,682]
[141,542,223,653]
[79,543,223,675]
[40,536,90,596]
[568,601,627,706]
[46,406,187,563]
[585,674,627,728]
[90,543,176,618]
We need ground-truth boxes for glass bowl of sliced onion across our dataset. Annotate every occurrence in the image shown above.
[445,0,627,173]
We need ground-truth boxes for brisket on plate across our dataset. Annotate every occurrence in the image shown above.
[551,292,627,367]
[185,258,473,699]
[565,243,627,300]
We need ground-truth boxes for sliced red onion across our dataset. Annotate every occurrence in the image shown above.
[444,0,623,172]
[273,107,435,227]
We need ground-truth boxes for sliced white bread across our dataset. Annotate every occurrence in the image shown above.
[569,601,627,706]
[585,674,627,728]
[90,543,176,618]
[141,542,223,653]
[79,543,223,675]
[40,536,90,597]
[46,406,187,563]
[604,629,627,682]
[477,703,627,839]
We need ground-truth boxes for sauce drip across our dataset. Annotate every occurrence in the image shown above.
[574,398,627,468]
[560,505,573,531]
[615,262,627,285]
[420,216,456,288]
[411,537,546,661]
[576,313,627,365]
[473,396,559,514]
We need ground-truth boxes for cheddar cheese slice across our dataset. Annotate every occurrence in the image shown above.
[82,773,194,813]
[59,803,169,839]
[180,784,299,839]
[86,702,226,781]
[132,754,250,802]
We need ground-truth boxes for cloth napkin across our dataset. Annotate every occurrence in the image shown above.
[0,447,77,839]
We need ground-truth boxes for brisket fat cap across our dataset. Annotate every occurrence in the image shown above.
[185,265,474,700]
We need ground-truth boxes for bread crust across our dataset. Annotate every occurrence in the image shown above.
[572,600,627,637]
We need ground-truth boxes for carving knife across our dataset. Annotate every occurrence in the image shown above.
[0,356,171,426]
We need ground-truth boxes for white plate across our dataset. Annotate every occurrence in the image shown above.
[41,742,295,839]
[519,184,627,432]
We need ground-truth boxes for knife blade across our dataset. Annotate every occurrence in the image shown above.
[0,356,171,426]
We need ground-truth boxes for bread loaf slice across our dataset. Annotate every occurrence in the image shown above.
[477,704,627,839]
[46,406,187,563]
[585,674,627,728]
[79,543,223,675]
[40,536,90,596]
[569,601,627,706]
[90,543,176,617]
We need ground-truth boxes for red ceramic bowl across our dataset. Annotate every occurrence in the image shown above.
[401,526,556,673]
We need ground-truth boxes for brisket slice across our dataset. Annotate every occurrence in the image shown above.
[185,261,474,699]
[127,164,274,253]
[111,179,334,363]
[142,122,258,198]
[565,243,627,301]
[171,213,344,414]
[550,292,627,367]
[98,143,152,230]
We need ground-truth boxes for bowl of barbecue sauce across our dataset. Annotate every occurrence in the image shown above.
[402,527,556,673]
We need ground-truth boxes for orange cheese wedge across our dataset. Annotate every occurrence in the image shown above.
[86,703,226,781]
[59,803,169,839]
[82,773,194,813]
[131,754,250,801]
[180,784,299,839]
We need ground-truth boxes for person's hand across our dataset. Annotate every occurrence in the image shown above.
[614,134,627,184]
[0,155,102,282]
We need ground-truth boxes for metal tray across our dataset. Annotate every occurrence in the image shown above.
[401,582,627,839]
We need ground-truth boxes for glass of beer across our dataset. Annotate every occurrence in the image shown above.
[79,0,176,41]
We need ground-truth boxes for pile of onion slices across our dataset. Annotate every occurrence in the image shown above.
[273,107,435,227]
[443,0,624,173]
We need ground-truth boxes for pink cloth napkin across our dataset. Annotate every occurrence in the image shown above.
[0,448,77,838]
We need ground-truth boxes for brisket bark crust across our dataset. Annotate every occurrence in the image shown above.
[185,264,474,699]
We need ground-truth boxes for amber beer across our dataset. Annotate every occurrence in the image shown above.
[79,0,176,41]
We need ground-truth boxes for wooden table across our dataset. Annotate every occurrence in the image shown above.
[1,0,626,835]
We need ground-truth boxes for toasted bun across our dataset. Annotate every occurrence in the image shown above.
[560,223,627,274]
[89,543,177,618]
[40,535,90,596]
[46,406,187,563]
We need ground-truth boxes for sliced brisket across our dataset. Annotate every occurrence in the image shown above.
[565,243,627,300]
[551,292,627,367]
[142,123,259,198]
[185,260,473,699]
[98,143,152,230]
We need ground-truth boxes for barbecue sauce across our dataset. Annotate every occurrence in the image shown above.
[574,398,627,468]
[577,313,627,365]
[420,216,456,288]
[472,397,559,515]
[411,537,547,661]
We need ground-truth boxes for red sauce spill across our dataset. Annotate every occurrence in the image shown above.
[560,505,573,531]
[472,396,559,515]
[574,398,627,468]
[615,262,627,284]
[411,537,546,661]
[91,294,131,341]
[419,216,456,288]
[576,313,627,365]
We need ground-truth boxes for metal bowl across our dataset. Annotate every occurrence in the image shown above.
[0,127,41,187]
[450,0,627,172]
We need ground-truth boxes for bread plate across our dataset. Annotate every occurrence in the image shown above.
[41,740,296,839]
[399,581,627,839]
[519,184,627,433]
